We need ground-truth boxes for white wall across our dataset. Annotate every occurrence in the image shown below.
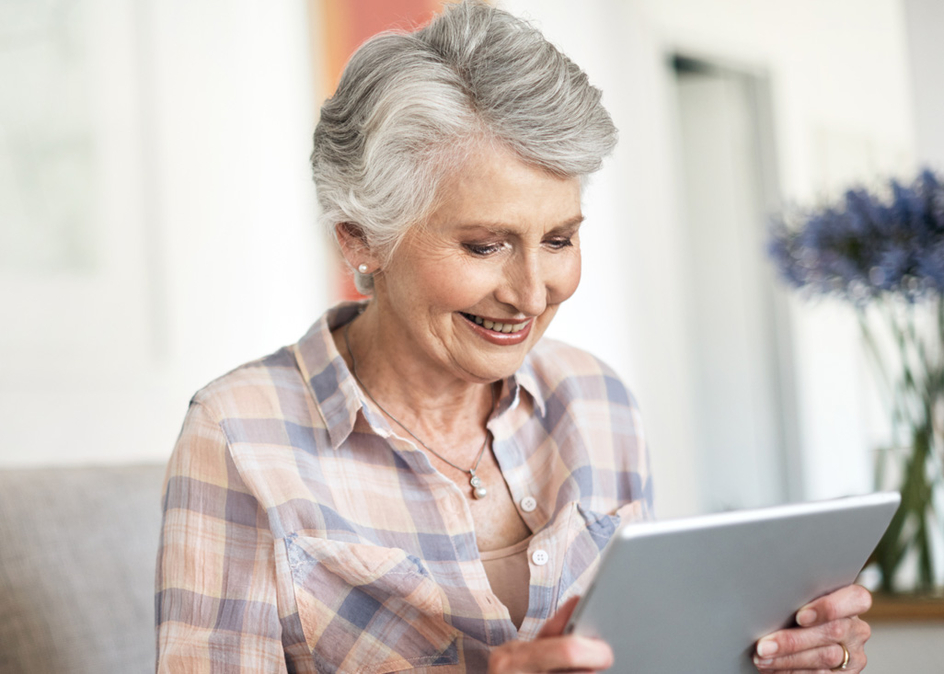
[865,622,944,674]
[0,0,325,467]
[905,0,944,171]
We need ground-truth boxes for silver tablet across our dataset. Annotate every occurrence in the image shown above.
[564,492,900,674]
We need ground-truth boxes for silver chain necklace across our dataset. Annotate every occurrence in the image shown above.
[344,321,492,500]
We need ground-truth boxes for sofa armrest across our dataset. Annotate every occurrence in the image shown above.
[0,464,165,674]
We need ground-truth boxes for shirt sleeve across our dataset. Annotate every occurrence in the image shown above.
[626,390,655,519]
[155,401,289,672]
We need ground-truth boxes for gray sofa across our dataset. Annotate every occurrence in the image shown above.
[0,464,166,674]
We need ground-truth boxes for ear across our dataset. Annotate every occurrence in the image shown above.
[335,222,381,272]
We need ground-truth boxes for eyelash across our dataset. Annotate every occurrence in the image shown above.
[547,236,573,250]
[465,243,506,256]
[464,237,573,257]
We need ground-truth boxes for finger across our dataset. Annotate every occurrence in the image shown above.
[756,616,871,658]
[753,643,852,672]
[488,635,614,673]
[795,585,872,626]
[539,596,582,638]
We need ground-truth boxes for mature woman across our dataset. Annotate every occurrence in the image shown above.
[156,2,872,672]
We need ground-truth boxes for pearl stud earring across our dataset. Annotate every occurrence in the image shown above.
[357,264,369,274]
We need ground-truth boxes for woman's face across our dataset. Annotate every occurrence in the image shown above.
[370,147,582,384]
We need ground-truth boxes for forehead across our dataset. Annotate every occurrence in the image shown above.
[426,147,582,232]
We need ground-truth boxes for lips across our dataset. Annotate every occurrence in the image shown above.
[458,312,534,346]
[460,312,529,334]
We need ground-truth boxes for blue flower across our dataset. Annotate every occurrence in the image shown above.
[768,169,944,303]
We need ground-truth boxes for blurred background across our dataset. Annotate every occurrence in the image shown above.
[1,0,943,663]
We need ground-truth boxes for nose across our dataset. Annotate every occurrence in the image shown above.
[495,250,548,317]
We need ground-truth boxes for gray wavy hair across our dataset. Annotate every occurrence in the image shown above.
[311,0,617,294]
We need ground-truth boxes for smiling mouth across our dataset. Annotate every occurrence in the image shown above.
[460,312,530,334]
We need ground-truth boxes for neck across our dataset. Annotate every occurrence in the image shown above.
[335,303,495,444]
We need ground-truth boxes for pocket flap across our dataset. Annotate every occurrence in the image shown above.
[557,499,650,606]
[277,535,459,673]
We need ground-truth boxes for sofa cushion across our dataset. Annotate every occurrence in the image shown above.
[0,464,165,674]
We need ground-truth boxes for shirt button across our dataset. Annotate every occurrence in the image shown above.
[532,549,549,566]
[520,496,537,513]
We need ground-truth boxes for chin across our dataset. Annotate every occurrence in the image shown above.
[464,342,537,383]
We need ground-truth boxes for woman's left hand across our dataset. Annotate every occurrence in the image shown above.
[753,584,872,673]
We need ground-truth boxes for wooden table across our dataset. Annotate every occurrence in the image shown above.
[863,593,944,622]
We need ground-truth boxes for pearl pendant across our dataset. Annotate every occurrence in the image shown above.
[470,472,486,499]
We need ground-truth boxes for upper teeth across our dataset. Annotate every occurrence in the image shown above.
[469,314,528,334]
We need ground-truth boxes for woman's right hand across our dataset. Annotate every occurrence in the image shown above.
[487,596,614,673]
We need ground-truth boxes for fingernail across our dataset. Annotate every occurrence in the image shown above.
[756,639,778,657]
[753,656,773,667]
[796,608,816,625]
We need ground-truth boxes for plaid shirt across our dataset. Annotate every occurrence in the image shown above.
[156,302,653,673]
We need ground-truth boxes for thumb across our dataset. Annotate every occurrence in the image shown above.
[538,595,581,638]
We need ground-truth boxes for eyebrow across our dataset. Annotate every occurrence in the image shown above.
[454,215,585,236]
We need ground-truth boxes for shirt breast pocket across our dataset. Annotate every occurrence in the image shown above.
[556,499,651,607]
[275,534,460,673]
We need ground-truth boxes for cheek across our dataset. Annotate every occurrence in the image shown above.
[549,253,581,305]
[387,252,477,310]
[423,262,494,311]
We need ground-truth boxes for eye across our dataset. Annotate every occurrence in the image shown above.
[463,242,507,256]
[545,236,574,250]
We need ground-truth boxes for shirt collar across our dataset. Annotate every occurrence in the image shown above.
[504,353,547,418]
[293,302,547,449]
[293,301,373,449]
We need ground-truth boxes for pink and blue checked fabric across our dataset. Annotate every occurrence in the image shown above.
[156,302,653,673]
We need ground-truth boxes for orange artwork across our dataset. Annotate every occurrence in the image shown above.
[312,0,447,301]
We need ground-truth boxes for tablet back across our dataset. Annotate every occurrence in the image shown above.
[565,492,900,674]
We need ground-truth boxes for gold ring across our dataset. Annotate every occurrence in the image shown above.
[830,642,850,671]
